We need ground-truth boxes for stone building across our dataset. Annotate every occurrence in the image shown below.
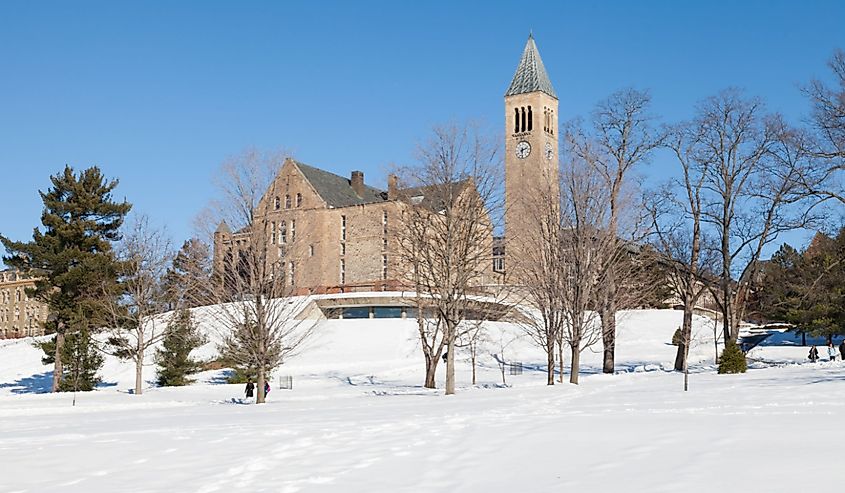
[212,158,503,294]
[0,269,48,339]
[213,35,554,293]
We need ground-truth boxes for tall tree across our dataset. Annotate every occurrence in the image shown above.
[755,232,845,344]
[1,166,131,392]
[199,148,314,404]
[395,123,502,395]
[162,238,212,309]
[101,216,172,396]
[802,50,845,203]
[567,89,664,373]
[693,90,816,343]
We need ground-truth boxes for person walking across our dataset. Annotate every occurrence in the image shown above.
[828,343,837,362]
[839,339,845,360]
[245,380,255,401]
[264,381,271,399]
[809,345,819,363]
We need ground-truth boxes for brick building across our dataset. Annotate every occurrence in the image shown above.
[0,269,48,339]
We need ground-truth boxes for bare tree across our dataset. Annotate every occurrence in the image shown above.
[694,90,818,343]
[567,89,664,373]
[198,148,314,404]
[558,156,615,384]
[519,177,565,385]
[395,123,502,395]
[801,50,845,203]
[647,123,715,377]
[101,216,173,396]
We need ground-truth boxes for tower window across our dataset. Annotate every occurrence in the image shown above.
[341,215,347,241]
[514,108,519,133]
[340,259,346,285]
[521,107,526,132]
[291,219,296,241]
[382,254,388,280]
[271,221,276,245]
[527,106,533,131]
[309,244,315,257]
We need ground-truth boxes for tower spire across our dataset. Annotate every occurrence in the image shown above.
[505,34,556,99]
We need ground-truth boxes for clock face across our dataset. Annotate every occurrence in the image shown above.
[516,141,531,159]
[545,142,554,161]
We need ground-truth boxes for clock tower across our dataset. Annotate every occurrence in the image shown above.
[504,34,559,282]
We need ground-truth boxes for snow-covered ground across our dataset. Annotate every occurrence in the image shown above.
[0,309,842,492]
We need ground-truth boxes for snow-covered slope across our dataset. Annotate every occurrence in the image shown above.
[1,309,842,493]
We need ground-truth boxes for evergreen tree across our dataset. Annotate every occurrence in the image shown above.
[161,238,212,309]
[1,166,131,392]
[754,230,845,344]
[718,340,747,374]
[155,308,206,386]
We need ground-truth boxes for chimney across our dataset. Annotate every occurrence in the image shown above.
[351,170,365,196]
[387,174,398,200]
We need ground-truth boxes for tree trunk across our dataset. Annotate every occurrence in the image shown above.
[674,304,694,371]
[470,346,477,386]
[601,299,616,374]
[569,345,580,385]
[445,334,455,395]
[557,342,564,384]
[423,353,438,389]
[546,346,555,385]
[135,351,144,396]
[52,332,65,393]
[257,367,265,404]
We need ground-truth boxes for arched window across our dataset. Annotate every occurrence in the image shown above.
[550,110,554,135]
[296,193,302,207]
[521,107,526,132]
[284,194,291,209]
[274,197,280,210]
[527,106,533,131]
[514,108,519,133]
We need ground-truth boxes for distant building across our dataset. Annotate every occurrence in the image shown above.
[0,269,48,338]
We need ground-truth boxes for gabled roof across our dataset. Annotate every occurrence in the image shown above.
[505,34,557,99]
[294,160,386,208]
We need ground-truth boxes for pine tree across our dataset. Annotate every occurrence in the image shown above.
[155,309,206,386]
[1,166,131,392]
[161,238,212,309]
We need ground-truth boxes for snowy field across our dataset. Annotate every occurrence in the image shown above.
[0,309,842,493]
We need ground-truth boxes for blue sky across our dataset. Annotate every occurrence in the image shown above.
[1,1,844,263]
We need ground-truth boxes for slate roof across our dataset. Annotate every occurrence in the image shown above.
[505,34,557,99]
[294,161,387,208]
[396,180,471,211]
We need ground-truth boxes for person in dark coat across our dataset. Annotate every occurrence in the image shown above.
[264,381,271,399]
[839,340,845,360]
[808,345,819,363]
[245,381,255,399]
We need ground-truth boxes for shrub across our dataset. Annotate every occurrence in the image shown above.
[671,328,682,346]
[718,341,747,374]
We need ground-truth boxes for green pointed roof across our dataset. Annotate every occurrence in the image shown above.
[505,34,557,99]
